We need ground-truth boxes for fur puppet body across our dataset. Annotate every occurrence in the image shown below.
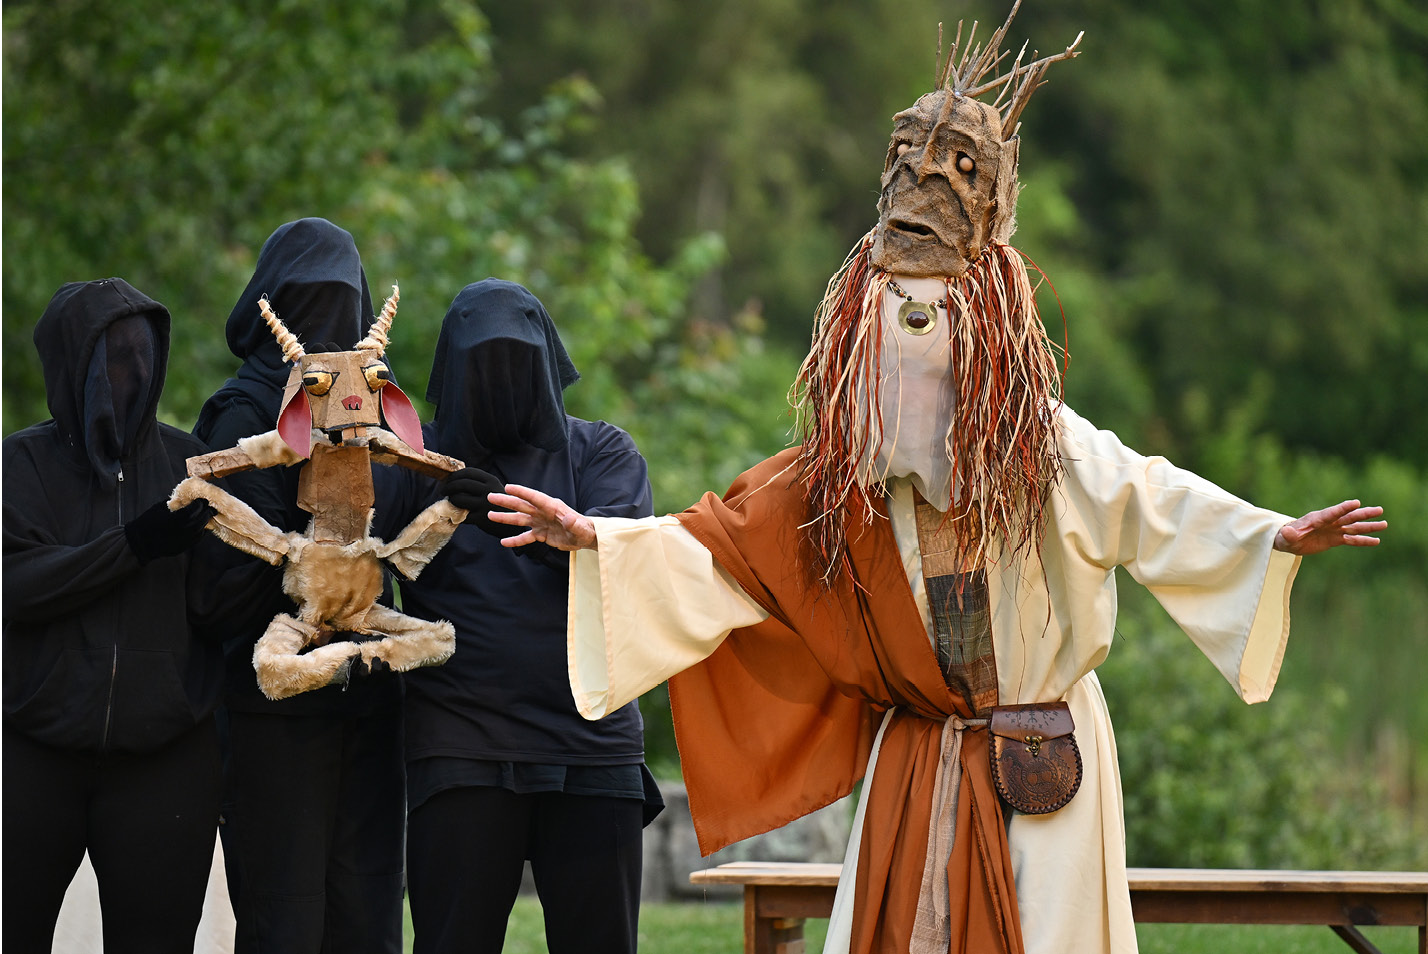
[173,427,465,700]
[172,287,466,700]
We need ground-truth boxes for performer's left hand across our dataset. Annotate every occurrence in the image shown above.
[1274,499,1386,555]
[486,484,597,551]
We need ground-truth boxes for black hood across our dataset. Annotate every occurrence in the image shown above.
[428,279,579,459]
[33,278,170,485]
[193,218,376,444]
[225,217,375,388]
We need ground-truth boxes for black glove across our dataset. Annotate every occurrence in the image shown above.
[350,654,392,681]
[443,467,522,539]
[125,498,216,564]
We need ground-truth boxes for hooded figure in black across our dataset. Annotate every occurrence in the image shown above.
[374,279,663,954]
[192,218,406,954]
[3,278,223,954]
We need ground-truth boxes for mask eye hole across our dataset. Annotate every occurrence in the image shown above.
[302,369,337,396]
[362,364,392,392]
[956,153,975,174]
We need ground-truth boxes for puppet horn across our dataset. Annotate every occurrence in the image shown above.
[356,283,398,355]
[259,296,305,364]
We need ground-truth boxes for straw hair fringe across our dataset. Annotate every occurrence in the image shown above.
[792,234,1065,584]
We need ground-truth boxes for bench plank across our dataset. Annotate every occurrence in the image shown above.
[691,862,1428,954]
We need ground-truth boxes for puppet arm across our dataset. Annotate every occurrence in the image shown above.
[374,499,467,581]
[366,428,464,479]
[185,429,311,479]
[169,476,293,566]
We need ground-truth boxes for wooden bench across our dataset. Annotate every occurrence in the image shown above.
[688,861,1428,954]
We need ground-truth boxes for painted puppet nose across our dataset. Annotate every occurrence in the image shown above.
[342,395,363,410]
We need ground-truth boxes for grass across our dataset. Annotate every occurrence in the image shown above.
[405,899,1422,953]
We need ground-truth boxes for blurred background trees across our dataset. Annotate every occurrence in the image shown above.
[5,0,1424,867]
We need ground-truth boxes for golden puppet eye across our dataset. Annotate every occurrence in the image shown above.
[302,370,338,396]
[362,363,392,392]
[956,153,975,174]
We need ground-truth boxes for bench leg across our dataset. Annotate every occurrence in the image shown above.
[744,886,807,954]
[1329,924,1382,954]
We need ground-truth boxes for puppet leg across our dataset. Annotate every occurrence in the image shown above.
[252,613,362,701]
[169,476,291,566]
[350,605,456,674]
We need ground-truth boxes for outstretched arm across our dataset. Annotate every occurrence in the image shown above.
[487,485,597,551]
[1274,499,1386,555]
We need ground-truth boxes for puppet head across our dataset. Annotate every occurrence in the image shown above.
[266,284,424,456]
[794,2,1079,582]
[869,1,1080,278]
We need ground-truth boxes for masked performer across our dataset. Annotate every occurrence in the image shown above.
[4,278,224,954]
[373,279,663,954]
[192,218,405,954]
[488,9,1388,954]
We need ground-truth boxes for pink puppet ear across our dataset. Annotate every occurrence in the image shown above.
[277,388,314,458]
[380,383,424,454]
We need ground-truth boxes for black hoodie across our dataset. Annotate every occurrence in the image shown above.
[191,218,394,715]
[3,278,223,754]
[376,279,652,765]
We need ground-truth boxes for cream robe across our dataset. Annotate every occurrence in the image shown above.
[567,404,1300,954]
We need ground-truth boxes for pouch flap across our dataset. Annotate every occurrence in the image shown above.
[990,701,1074,740]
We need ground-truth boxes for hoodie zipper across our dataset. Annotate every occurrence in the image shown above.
[101,467,125,751]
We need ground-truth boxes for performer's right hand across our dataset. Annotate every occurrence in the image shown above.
[127,498,215,563]
[442,466,522,539]
[487,485,597,551]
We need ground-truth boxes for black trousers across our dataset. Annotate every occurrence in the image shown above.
[220,707,405,954]
[407,785,644,954]
[2,718,222,954]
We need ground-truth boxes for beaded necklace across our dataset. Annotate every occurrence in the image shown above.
[885,276,948,335]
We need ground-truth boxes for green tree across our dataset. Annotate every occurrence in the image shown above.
[1102,586,1423,870]
[482,0,971,350]
[2,0,797,514]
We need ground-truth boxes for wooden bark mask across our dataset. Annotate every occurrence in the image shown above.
[868,2,1081,278]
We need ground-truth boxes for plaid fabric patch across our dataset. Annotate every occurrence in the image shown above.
[914,492,998,715]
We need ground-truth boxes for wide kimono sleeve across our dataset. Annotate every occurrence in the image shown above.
[567,514,769,719]
[1052,405,1301,702]
[568,450,884,855]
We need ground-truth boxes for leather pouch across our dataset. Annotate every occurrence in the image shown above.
[988,701,1083,815]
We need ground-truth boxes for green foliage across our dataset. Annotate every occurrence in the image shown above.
[480,0,965,349]
[2,0,798,520]
[1102,586,1424,870]
[1028,0,1428,468]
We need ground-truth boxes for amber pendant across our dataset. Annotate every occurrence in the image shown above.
[897,298,938,335]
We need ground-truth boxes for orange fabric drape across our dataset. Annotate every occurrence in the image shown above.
[671,449,1023,953]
